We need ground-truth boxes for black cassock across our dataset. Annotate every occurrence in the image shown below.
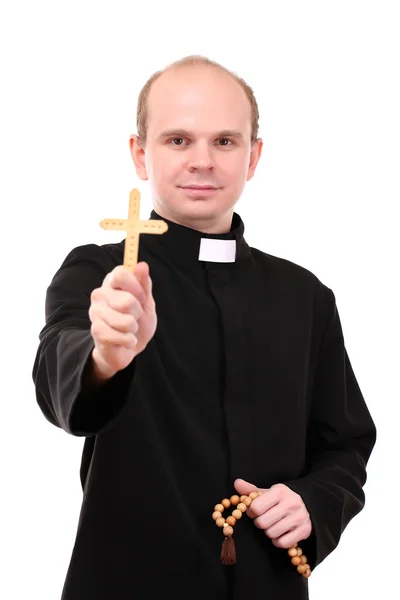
[32,210,376,600]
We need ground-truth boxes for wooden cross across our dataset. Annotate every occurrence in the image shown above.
[100,188,168,271]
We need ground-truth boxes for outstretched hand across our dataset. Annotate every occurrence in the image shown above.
[234,479,312,549]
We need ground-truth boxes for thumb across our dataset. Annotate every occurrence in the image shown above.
[134,262,152,297]
[234,478,261,496]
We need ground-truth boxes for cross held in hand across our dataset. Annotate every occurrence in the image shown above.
[100,188,168,271]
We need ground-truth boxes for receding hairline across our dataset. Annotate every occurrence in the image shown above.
[146,63,252,130]
[154,55,241,80]
[154,60,240,83]
[136,55,260,146]
[145,70,252,144]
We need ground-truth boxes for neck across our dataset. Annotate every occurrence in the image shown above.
[152,203,233,234]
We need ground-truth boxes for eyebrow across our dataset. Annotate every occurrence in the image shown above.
[157,129,244,140]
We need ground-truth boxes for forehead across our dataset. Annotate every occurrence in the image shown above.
[146,67,251,135]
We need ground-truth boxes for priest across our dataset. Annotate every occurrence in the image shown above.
[32,55,376,599]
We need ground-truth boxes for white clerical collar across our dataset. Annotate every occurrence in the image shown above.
[198,238,237,263]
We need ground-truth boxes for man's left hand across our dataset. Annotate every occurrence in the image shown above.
[234,479,312,549]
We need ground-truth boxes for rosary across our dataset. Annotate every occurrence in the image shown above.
[212,492,312,578]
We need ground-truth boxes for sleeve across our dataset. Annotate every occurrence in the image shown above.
[32,243,136,437]
[282,287,377,570]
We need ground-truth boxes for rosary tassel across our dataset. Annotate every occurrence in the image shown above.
[220,535,236,565]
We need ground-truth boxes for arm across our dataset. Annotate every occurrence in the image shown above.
[32,244,136,436]
[283,287,377,569]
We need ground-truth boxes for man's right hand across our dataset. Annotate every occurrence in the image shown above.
[88,262,157,381]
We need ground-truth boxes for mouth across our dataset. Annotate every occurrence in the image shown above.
[181,185,219,190]
[179,185,220,198]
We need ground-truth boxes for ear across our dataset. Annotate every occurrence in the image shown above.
[129,134,148,181]
[246,137,263,182]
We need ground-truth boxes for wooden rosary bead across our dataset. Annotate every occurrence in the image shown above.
[249,491,259,500]
[230,495,240,506]
[223,525,234,536]
[226,516,236,526]
[214,503,224,513]
[212,511,222,520]
[221,498,231,509]
[232,509,242,520]
[288,548,298,557]
[291,556,302,566]
[297,564,306,574]
[216,517,225,527]
[300,555,307,564]
[237,502,247,512]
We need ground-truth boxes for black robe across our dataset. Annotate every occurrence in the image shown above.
[32,210,376,599]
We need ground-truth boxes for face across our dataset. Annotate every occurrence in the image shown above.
[130,66,263,233]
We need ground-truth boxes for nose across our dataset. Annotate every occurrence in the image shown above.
[187,141,214,171]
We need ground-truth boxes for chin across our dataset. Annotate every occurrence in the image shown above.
[180,201,220,214]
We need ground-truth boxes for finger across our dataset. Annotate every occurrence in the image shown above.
[234,479,264,518]
[91,320,138,350]
[107,266,147,305]
[247,489,279,519]
[134,262,152,298]
[264,516,292,540]
[96,304,140,335]
[253,505,284,531]
[105,289,144,317]
[234,478,260,496]
[270,531,300,550]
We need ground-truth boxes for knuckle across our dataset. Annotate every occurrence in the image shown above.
[102,273,112,286]
[118,294,134,312]
[114,265,126,276]
[125,313,135,326]
[110,266,124,286]
[91,322,100,338]
[133,298,144,316]
[275,484,286,496]
[293,515,303,529]
[128,332,137,347]
[125,314,137,331]
[89,304,101,324]
[90,287,100,303]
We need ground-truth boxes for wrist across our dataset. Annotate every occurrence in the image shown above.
[82,348,117,394]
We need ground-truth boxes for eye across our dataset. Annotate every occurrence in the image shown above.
[168,137,233,147]
[170,138,185,146]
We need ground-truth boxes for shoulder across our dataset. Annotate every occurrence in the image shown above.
[249,246,335,310]
[249,246,324,286]
[57,240,124,273]
[49,240,124,290]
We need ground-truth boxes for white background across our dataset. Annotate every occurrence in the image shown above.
[1,1,398,598]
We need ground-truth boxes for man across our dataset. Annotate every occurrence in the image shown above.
[32,55,376,599]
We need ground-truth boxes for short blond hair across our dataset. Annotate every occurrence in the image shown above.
[136,55,260,147]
